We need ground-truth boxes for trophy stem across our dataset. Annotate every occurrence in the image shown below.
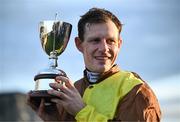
[49,51,58,68]
[34,51,60,81]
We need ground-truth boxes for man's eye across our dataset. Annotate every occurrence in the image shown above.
[107,39,116,44]
[89,38,100,44]
[94,39,100,42]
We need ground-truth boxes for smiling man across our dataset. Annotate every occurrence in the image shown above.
[76,20,121,73]
[28,8,161,121]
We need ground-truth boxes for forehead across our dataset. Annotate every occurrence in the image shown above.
[84,20,119,39]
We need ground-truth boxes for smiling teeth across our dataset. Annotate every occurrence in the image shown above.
[95,56,109,60]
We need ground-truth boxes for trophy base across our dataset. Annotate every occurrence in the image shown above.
[29,90,58,106]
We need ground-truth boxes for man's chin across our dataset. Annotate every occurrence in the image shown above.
[94,66,111,73]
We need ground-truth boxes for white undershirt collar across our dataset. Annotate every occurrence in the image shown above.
[86,70,100,83]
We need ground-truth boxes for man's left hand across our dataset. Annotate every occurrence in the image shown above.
[47,76,85,116]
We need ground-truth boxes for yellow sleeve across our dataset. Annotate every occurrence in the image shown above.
[75,105,108,122]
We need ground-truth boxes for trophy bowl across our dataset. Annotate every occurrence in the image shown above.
[29,20,72,102]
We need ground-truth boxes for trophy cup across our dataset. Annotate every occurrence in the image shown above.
[29,18,72,103]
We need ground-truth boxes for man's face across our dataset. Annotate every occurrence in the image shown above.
[76,20,122,73]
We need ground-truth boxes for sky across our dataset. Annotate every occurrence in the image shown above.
[1,0,180,92]
[0,0,180,121]
[0,0,180,91]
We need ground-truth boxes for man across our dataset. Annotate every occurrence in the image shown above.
[28,8,161,121]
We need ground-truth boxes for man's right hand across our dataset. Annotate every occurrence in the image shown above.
[27,93,61,121]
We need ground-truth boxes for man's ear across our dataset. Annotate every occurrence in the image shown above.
[75,37,83,52]
[118,36,123,49]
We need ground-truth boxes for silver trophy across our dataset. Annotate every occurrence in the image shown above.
[30,18,72,100]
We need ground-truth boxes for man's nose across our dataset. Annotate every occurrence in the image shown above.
[98,39,109,52]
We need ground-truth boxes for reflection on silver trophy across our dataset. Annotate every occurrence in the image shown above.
[31,20,72,98]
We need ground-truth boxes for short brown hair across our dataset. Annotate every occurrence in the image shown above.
[78,7,122,41]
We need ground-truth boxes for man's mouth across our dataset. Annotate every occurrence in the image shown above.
[95,56,110,60]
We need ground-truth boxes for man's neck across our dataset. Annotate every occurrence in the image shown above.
[86,70,101,83]
[85,65,120,83]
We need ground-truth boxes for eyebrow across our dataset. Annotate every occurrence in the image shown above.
[86,37,100,42]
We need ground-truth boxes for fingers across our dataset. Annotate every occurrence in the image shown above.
[49,82,71,94]
[51,98,65,105]
[48,76,79,105]
[49,76,76,94]
[49,82,63,91]
[37,99,45,116]
[48,89,69,100]
[27,93,45,116]
[26,91,39,111]
[55,76,74,89]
